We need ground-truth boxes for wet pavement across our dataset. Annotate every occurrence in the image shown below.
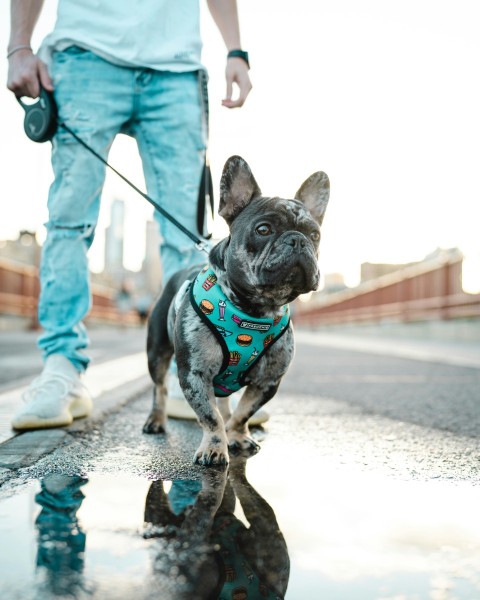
[0,327,479,599]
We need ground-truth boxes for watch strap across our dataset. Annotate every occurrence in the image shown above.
[227,49,250,69]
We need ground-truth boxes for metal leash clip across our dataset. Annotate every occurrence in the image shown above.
[195,241,210,255]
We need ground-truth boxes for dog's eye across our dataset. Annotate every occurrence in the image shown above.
[310,231,320,242]
[256,223,272,236]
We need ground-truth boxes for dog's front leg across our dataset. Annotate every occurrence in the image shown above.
[175,302,229,466]
[179,369,229,467]
[225,382,280,455]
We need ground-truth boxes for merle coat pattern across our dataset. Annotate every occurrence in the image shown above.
[144,156,330,466]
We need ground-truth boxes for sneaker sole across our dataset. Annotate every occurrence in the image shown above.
[246,410,269,427]
[12,395,93,431]
[70,395,93,419]
[166,397,270,426]
[167,397,197,420]
[11,411,74,431]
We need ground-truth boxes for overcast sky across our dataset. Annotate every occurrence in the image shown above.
[1,1,479,289]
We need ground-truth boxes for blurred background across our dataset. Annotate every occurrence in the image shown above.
[1,0,479,331]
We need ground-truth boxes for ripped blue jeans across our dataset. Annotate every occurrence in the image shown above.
[38,47,206,371]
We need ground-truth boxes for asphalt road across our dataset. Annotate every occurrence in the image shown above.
[0,325,479,599]
[287,335,480,439]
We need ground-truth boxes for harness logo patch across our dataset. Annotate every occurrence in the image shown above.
[232,314,271,332]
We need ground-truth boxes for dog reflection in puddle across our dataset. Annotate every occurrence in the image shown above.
[144,456,289,600]
[29,460,288,599]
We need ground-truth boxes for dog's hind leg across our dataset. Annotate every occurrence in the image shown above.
[143,350,172,433]
[143,384,167,434]
[144,294,174,434]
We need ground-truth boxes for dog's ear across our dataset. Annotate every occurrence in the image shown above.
[219,156,261,226]
[295,171,330,225]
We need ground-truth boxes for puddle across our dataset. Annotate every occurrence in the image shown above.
[0,458,479,600]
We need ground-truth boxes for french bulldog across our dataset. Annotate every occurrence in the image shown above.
[144,156,329,466]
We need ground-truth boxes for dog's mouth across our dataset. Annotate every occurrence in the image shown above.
[261,250,320,296]
[285,259,320,294]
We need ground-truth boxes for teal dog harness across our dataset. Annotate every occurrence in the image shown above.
[190,265,290,397]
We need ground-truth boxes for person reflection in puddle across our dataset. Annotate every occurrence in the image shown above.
[144,456,289,600]
[34,474,88,597]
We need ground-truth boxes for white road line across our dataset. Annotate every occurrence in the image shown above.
[0,352,148,405]
[83,352,148,397]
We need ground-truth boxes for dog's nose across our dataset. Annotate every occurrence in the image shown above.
[283,232,307,249]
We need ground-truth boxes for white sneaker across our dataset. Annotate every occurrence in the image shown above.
[11,354,93,431]
[166,374,269,426]
[166,374,197,419]
[231,394,269,427]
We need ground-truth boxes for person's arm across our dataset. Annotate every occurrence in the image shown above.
[206,0,252,108]
[7,0,53,98]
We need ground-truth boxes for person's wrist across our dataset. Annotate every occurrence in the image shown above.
[7,44,33,59]
[227,49,249,69]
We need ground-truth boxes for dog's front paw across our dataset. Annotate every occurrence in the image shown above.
[194,433,229,467]
[227,431,260,456]
[142,410,166,434]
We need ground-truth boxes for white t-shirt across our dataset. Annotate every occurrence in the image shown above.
[39,0,203,71]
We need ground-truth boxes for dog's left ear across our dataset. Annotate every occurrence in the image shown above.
[219,156,262,226]
[295,172,330,225]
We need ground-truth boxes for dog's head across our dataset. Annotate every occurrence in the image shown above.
[210,156,330,310]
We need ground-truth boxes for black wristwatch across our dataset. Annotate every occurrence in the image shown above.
[227,49,250,69]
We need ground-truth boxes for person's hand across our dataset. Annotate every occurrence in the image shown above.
[7,49,53,98]
[222,57,252,108]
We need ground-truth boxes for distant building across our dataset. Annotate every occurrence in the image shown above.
[323,272,347,294]
[0,231,41,267]
[361,260,419,283]
[142,220,162,294]
[360,248,462,283]
[104,199,125,278]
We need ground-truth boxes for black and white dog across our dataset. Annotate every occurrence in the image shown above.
[144,156,329,466]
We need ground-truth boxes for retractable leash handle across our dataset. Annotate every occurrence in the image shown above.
[16,86,210,254]
[16,87,58,143]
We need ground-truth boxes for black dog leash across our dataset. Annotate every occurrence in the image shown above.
[17,86,210,255]
[59,120,209,253]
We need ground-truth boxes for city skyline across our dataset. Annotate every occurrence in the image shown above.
[0,218,470,297]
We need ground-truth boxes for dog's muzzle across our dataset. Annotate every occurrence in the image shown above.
[282,231,310,251]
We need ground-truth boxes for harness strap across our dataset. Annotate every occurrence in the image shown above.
[189,266,290,397]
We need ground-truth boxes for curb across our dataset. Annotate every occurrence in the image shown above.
[0,371,151,486]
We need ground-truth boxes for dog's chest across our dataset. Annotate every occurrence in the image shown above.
[189,266,291,396]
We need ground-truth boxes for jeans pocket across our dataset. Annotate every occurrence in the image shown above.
[53,45,92,64]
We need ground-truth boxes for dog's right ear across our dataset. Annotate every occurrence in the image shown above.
[219,156,261,226]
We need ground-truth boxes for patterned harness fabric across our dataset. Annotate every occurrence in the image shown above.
[189,265,290,397]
